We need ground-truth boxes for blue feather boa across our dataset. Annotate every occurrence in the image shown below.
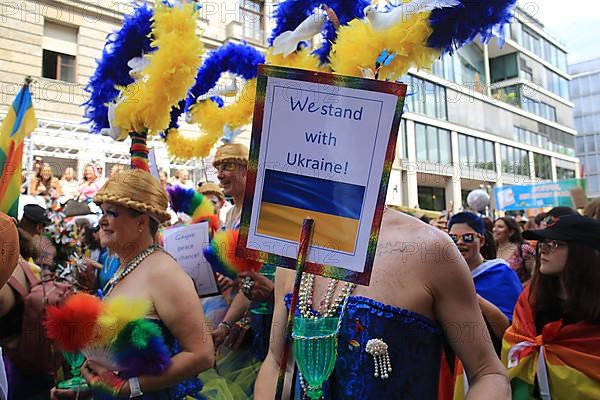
[83,3,154,133]
[269,0,369,65]
[184,42,265,113]
[428,0,517,54]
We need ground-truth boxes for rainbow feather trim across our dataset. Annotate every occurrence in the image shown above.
[203,230,262,280]
[167,185,219,231]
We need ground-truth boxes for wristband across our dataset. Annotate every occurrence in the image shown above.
[129,377,143,398]
[89,371,127,397]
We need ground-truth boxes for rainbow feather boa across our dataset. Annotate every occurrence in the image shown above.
[45,294,171,378]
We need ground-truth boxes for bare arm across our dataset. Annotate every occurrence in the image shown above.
[255,267,295,399]
[430,234,510,400]
[477,295,510,341]
[211,289,251,348]
[135,256,214,392]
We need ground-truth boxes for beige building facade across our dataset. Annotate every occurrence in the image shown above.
[0,2,580,211]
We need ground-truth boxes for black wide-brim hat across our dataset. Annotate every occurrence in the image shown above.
[22,204,51,225]
[523,214,600,250]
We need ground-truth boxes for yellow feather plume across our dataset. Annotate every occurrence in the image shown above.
[115,3,204,134]
[267,48,328,72]
[166,79,257,160]
[330,12,439,81]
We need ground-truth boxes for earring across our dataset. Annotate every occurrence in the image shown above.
[366,338,392,379]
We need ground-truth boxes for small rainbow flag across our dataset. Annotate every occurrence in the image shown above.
[257,169,365,254]
[501,287,600,399]
[0,83,37,217]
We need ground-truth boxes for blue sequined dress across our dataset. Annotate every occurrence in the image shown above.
[285,295,443,400]
[93,319,204,400]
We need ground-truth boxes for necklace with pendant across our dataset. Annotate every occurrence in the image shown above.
[102,245,160,296]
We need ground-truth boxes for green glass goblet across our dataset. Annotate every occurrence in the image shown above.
[292,316,339,400]
[57,352,89,390]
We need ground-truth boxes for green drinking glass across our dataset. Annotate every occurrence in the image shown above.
[250,264,276,315]
[57,352,89,390]
[292,316,339,400]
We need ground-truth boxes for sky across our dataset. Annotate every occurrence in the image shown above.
[520,0,600,65]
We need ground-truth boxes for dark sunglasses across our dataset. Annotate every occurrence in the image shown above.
[449,233,477,244]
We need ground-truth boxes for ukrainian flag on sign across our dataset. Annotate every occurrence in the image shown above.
[257,169,365,253]
[0,84,37,218]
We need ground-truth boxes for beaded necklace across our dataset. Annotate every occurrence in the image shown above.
[102,245,159,296]
[298,272,356,318]
[296,273,355,396]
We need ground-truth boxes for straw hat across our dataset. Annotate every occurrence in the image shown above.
[94,169,170,223]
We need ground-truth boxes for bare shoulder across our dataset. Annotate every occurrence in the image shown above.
[377,209,452,251]
[376,210,465,284]
[145,250,190,283]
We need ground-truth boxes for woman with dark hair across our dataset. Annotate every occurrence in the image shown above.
[502,215,600,398]
[493,217,535,283]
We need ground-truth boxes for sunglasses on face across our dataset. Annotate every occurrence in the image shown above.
[449,233,477,244]
[539,240,565,253]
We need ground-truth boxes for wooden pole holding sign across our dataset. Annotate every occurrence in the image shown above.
[275,217,314,400]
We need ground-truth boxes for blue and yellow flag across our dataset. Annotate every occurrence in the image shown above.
[0,84,37,217]
[257,169,365,253]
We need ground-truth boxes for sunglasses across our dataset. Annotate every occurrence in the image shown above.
[449,233,478,244]
[539,239,565,253]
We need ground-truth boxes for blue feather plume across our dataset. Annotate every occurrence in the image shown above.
[184,42,265,113]
[83,3,154,133]
[428,0,517,54]
[268,0,369,64]
[167,185,196,215]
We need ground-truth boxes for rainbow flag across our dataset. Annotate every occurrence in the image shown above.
[501,287,600,399]
[257,169,365,253]
[0,84,37,217]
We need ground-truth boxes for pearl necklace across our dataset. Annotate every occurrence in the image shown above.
[298,272,355,318]
[102,245,159,296]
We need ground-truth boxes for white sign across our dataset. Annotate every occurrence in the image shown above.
[239,66,406,285]
[162,222,219,297]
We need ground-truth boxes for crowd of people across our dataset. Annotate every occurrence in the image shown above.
[1,141,599,400]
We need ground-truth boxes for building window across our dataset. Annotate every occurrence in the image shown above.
[492,85,521,106]
[240,0,264,43]
[556,167,576,180]
[406,76,448,120]
[545,69,570,100]
[540,102,557,122]
[458,134,495,171]
[490,54,518,83]
[456,43,485,92]
[432,54,456,82]
[415,123,451,164]
[500,144,530,176]
[534,153,552,180]
[400,119,408,159]
[42,21,77,83]
[42,50,76,82]
[418,186,446,211]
